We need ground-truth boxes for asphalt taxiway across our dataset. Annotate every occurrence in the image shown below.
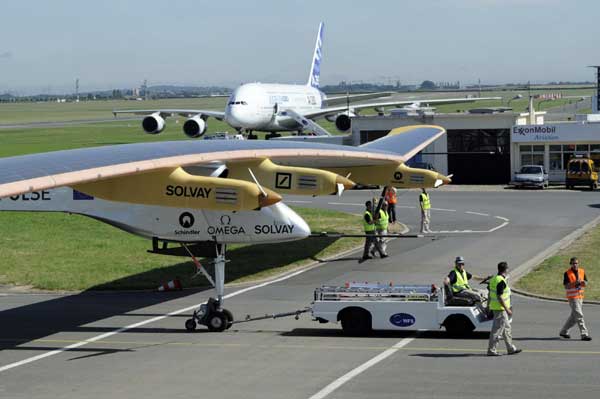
[1,189,600,398]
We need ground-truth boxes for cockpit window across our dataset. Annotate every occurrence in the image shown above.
[228,101,248,105]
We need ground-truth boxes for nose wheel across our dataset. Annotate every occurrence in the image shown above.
[185,297,234,332]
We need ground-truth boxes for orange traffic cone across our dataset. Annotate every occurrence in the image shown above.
[157,278,182,292]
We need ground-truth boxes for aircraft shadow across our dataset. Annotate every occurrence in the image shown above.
[0,237,338,352]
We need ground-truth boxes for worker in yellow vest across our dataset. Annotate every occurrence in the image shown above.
[373,202,390,256]
[487,261,522,356]
[444,256,484,303]
[419,188,432,233]
[560,257,591,341]
[362,201,386,261]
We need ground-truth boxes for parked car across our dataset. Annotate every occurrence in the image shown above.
[566,157,599,190]
[510,165,549,189]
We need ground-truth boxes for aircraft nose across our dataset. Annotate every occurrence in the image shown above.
[289,210,311,238]
[227,104,250,128]
[270,203,311,238]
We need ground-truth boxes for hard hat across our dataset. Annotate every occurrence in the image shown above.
[455,256,465,264]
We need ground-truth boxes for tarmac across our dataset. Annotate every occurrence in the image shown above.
[1,188,600,398]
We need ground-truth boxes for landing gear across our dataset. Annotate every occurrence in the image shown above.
[246,129,258,140]
[185,297,233,332]
[183,244,234,332]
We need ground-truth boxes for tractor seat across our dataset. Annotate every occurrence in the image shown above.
[444,284,475,306]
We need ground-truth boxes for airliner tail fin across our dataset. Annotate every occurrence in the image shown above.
[307,22,324,88]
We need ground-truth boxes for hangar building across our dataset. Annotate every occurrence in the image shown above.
[351,108,542,184]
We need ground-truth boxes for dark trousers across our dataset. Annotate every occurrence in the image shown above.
[388,204,396,223]
[363,231,384,258]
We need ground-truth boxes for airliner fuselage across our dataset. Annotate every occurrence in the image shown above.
[224,83,325,132]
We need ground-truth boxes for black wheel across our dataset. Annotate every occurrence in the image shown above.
[339,307,372,336]
[222,309,234,330]
[206,312,227,332]
[443,314,475,337]
[185,318,197,332]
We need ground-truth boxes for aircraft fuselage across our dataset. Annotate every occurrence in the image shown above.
[224,83,325,132]
[0,188,310,244]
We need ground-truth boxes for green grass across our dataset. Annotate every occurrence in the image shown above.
[0,98,227,124]
[0,207,362,291]
[516,226,600,300]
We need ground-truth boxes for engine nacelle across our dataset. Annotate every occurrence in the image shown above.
[142,113,165,134]
[334,112,355,132]
[183,115,207,138]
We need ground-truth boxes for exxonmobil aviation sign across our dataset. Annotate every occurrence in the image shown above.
[512,123,600,143]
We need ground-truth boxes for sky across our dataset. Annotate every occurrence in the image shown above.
[1,0,599,94]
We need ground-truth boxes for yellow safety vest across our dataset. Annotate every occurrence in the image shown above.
[489,275,511,311]
[363,211,375,232]
[451,267,471,293]
[420,193,431,210]
[376,209,389,231]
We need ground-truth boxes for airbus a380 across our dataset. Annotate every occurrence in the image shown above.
[114,22,498,138]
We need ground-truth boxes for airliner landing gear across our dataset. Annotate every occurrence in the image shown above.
[183,244,234,332]
[246,129,258,140]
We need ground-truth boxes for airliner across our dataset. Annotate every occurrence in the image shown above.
[114,22,496,138]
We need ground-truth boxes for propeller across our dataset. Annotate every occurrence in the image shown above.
[248,168,268,197]
[248,168,281,207]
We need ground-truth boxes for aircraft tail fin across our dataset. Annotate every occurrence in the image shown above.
[307,22,324,89]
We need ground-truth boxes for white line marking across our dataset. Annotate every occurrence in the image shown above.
[488,221,509,232]
[431,207,456,212]
[308,337,414,399]
[0,265,319,374]
[465,211,489,217]
[397,205,416,209]
[495,216,509,222]
[286,200,313,204]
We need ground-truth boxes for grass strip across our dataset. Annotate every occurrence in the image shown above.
[0,207,362,291]
[516,225,600,300]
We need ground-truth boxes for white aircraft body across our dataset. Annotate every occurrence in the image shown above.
[0,188,309,244]
[114,22,498,138]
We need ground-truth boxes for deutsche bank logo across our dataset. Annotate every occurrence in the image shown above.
[275,172,292,189]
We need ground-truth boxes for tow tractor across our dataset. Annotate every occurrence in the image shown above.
[311,282,492,336]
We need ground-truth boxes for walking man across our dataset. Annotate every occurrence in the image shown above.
[362,201,386,260]
[419,188,431,233]
[384,186,397,224]
[560,257,592,341]
[374,202,390,255]
[487,261,522,356]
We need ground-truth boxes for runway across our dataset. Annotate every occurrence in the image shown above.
[1,189,600,398]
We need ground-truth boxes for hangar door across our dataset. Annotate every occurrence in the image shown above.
[447,129,510,184]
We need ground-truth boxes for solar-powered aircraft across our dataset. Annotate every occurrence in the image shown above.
[0,125,449,331]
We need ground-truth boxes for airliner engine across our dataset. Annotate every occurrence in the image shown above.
[332,111,355,132]
[183,115,207,138]
[142,112,165,134]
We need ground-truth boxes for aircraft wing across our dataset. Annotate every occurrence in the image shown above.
[113,109,225,121]
[0,139,402,198]
[323,92,393,106]
[0,125,450,200]
[303,96,501,119]
[360,125,445,160]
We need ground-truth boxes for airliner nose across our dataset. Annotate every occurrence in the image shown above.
[225,106,244,128]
